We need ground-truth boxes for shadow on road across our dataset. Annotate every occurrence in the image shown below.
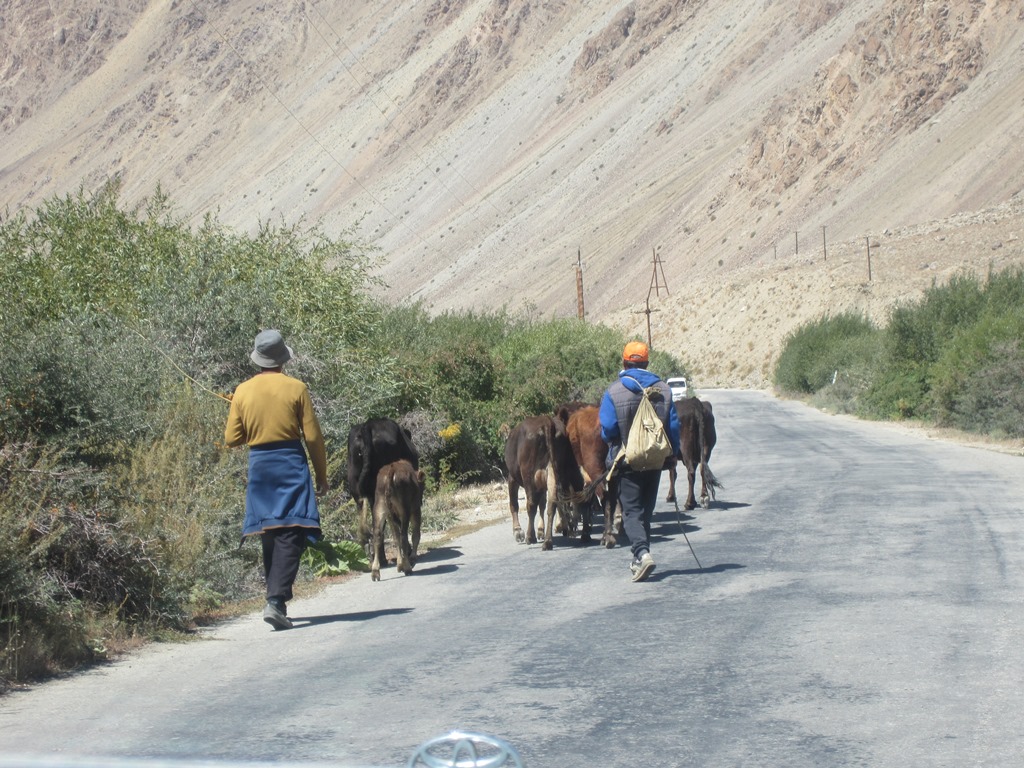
[648,563,746,580]
[703,500,750,511]
[418,546,462,562]
[291,607,413,627]
[407,563,459,576]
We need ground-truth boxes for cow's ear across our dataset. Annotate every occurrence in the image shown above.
[416,470,426,484]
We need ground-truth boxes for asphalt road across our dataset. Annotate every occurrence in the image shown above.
[2,390,1023,767]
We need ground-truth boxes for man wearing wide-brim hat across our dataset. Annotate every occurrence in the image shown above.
[224,329,329,630]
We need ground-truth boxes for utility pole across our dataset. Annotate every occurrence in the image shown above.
[822,226,827,261]
[648,246,669,298]
[634,293,659,349]
[575,247,586,320]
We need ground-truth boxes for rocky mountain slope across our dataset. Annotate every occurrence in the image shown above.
[2,0,1023,386]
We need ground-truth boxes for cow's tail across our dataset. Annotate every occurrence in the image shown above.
[697,402,708,485]
[697,408,723,496]
[572,474,603,504]
[542,418,559,493]
[572,451,620,504]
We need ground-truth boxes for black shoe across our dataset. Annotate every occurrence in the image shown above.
[629,551,656,582]
[263,600,293,630]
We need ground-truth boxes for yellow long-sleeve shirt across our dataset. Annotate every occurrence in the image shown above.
[224,371,328,486]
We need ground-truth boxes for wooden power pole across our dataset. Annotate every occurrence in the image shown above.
[575,247,586,320]
[648,246,669,298]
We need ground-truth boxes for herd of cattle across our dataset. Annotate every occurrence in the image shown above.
[345,397,720,580]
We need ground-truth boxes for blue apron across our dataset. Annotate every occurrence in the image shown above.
[242,440,321,537]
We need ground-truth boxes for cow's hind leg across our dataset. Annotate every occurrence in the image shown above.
[700,462,720,509]
[543,461,565,550]
[508,479,526,543]
[525,488,541,545]
[579,495,595,544]
[601,477,620,548]
[409,501,421,568]
[684,463,698,510]
[394,508,413,575]
[358,496,373,551]
[370,498,387,582]
[542,497,558,551]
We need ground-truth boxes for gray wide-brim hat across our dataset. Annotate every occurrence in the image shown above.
[250,329,294,367]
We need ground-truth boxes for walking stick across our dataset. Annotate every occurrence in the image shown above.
[672,495,704,571]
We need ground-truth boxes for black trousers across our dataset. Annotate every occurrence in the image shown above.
[617,468,662,558]
[261,527,307,604]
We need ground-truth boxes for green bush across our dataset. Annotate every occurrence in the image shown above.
[928,307,1024,436]
[778,266,1024,434]
[773,312,880,395]
[946,339,1024,437]
[0,312,165,461]
[0,443,188,686]
[859,365,930,420]
[884,272,988,365]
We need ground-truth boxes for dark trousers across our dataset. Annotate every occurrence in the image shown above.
[261,527,307,604]
[618,468,662,558]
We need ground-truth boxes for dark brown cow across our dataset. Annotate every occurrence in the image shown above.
[347,418,419,547]
[565,405,621,548]
[667,398,721,510]
[370,460,426,581]
[504,414,583,550]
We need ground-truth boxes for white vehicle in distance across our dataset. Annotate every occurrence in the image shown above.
[666,376,688,401]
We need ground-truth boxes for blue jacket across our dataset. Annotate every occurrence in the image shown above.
[599,368,682,466]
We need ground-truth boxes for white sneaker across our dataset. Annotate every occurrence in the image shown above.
[629,551,656,582]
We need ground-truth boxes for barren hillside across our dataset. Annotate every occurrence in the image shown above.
[2,0,1023,386]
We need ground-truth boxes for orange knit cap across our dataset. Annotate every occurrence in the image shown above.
[622,340,649,363]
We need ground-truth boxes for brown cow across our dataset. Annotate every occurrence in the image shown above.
[504,414,583,550]
[371,459,426,581]
[565,405,621,548]
[347,418,419,549]
[667,397,721,510]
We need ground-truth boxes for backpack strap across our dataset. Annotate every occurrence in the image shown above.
[622,375,660,402]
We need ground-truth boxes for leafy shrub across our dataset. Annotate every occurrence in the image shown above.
[884,272,988,365]
[498,318,624,414]
[780,266,1024,433]
[302,539,369,577]
[0,312,165,461]
[928,305,1024,436]
[858,366,929,420]
[0,443,187,687]
[946,339,1024,437]
[773,312,880,395]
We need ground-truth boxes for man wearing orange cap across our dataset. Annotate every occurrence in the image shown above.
[598,340,681,581]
